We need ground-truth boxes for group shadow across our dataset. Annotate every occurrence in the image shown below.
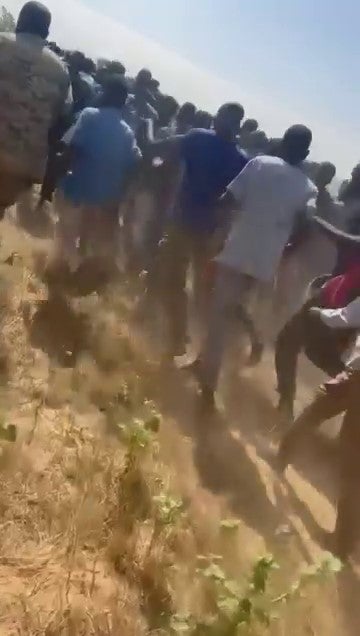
[142,355,360,633]
[23,290,90,367]
[142,358,313,561]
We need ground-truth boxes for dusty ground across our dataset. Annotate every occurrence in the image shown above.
[0,206,358,635]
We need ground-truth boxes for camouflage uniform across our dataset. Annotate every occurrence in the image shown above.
[0,32,71,210]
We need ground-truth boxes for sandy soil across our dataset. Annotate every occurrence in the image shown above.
[0,204,358,635]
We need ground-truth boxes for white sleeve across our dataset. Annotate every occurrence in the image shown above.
[319,298,360,329]
[227,158,257,203]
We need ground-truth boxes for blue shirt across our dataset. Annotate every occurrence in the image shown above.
[60,107,141,206]
[175,129,248,233]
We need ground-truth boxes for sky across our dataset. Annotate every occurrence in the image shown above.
[6,0,360,177]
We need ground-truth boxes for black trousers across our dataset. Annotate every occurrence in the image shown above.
[279,370,360,559]
[275,303,346,410]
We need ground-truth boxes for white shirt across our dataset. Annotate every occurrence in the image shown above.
[318,297,360,370]
[216,155,317,282]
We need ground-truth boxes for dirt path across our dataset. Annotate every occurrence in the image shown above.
[0,212,358,635]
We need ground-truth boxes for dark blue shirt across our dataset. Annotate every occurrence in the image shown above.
[175,129,248,233]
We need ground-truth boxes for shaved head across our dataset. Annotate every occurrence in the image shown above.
[16,2,51,39]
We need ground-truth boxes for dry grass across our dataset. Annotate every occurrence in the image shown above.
[0,217,352,635]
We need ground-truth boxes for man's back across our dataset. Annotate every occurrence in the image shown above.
[238,155,314,220]
[181,129,247,202]
[0,32,70,180]
[177,129,248,233]
[218,155,317,282]
[61,106,141,206]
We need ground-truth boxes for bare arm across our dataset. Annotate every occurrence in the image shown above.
[142,135,184,164]
[311,298,360,330]
[313,215,360,246]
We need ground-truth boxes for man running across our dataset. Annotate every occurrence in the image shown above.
[276,219,360,420]
[148,102,247,357]
[276,264,360,421]
[278,297,360,560]
[315,161,336,220]
[54,75,141,272]
[124,68,159,136]
[197,125,317,404]
[0,1,71,217]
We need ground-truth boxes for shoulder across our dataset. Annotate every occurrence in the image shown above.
[77,107,99,124]
[296,167,317,196]
[44,46,66,68]
[240,155,268,172]
[183,128,214,148]
[41,46,70,85]
[81,106,98,117]
[279,165,318,204]
[188,128,213,140]
[254,154,283,168]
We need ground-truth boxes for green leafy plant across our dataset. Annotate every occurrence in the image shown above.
[172,551,344,635]
[272,553,342,605]
[118,416,158,476]
[153,493,184,527]
[146,492,185,558]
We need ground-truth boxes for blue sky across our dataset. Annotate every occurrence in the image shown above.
[7,0,360,176]
[85,0,360,135]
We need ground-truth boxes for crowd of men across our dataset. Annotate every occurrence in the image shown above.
[1,1,360,562]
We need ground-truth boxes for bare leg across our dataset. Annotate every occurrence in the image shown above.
[278,372,352,472]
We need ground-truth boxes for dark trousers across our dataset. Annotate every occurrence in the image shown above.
[40,147,60,204]
[336,391,360,559]
[41,114,73,205]
[279,370,360,559]
[159,224,214,356]
[275,304,346,411]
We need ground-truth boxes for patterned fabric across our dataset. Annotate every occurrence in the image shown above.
[0,32,71,181]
